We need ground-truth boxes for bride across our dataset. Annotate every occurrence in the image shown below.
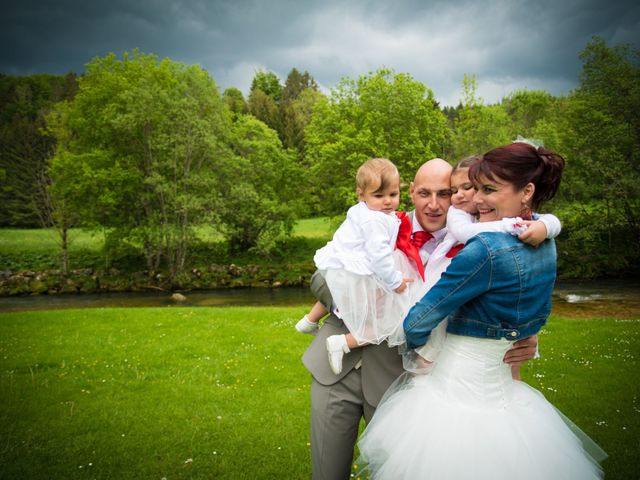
[357,142,606,479]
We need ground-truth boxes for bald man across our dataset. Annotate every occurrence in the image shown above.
[407,157,453,263]
[302,158,537,480]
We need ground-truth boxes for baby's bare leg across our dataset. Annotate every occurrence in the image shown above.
[344,332,367,350]
[295,301,326,335]
[307,301,328,323]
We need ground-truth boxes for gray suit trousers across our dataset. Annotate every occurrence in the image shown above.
[302,271,404,480]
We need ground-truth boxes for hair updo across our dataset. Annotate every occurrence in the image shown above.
[469,142,565,210]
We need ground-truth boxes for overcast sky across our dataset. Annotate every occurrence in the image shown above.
[2,0,639,106]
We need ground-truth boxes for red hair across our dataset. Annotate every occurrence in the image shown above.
[469,142,565,210]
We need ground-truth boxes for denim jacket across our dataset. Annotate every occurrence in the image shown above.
[404,232,556,350]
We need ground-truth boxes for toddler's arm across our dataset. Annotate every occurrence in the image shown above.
[446,206,484,244]
[363,218,403,291]
[446,206,523,243]
[538,213,561,238]
[447,206,562,246]
[518,213,562,246]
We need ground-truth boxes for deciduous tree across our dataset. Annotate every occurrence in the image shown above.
[217,115,303,252]
[450,74,512,160]
[47,51,231,280]
[305,69,449,215]
[533,37,640,276]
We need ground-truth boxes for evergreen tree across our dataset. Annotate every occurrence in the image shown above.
[0,73,78,227]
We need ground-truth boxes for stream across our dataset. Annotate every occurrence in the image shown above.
[0,280,638,318]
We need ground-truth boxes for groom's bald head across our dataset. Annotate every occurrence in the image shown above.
[410,158,453,233]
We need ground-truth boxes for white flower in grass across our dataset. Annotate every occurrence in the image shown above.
[184,458,193,464]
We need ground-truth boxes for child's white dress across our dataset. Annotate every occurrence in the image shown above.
[314,202,423,345]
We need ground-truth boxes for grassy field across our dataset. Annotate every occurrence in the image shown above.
[0,228,104,256]
[0,219,336,273]
[0,307,638,479]
[0,218,334,256]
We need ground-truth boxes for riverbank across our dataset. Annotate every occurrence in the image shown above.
[2,280,640,324]
[0,223,327,296]
[1,224,638,298]
[0,262,316,296]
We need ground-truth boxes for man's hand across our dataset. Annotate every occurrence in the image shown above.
[503,335,538,364]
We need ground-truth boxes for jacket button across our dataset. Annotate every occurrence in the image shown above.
[510,331,517,337]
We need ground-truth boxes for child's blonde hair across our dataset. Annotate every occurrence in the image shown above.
[356,158,400,193]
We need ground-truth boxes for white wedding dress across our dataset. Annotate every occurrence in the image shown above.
[357,333,605,479]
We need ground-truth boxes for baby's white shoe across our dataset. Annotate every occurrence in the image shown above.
[295,315,319,335]
[326,334,350,375]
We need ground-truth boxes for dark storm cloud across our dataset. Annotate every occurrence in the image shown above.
[2,0,639,105]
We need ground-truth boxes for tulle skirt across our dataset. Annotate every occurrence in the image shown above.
[320,250,424,345]
[357,334,606,479]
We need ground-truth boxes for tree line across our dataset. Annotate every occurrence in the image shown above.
[0,36,638,280]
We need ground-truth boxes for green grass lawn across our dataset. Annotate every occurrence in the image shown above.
[0,219,336,274]
[291,217,336,239]
[0,218,335,256]
[0,228,104,255]
[0,228,107,272]
[1,308,638,479]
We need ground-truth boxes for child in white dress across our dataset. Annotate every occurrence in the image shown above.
[295,158,421,374]
[407,155,561,377]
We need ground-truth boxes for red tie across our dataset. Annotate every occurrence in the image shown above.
[446,243,464,258]
[411,230,433,249]
[394,212,425,280]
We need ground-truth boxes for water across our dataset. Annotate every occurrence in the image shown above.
[0,287,315,313]
[0,281,638,318]
[551,280,640,319]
